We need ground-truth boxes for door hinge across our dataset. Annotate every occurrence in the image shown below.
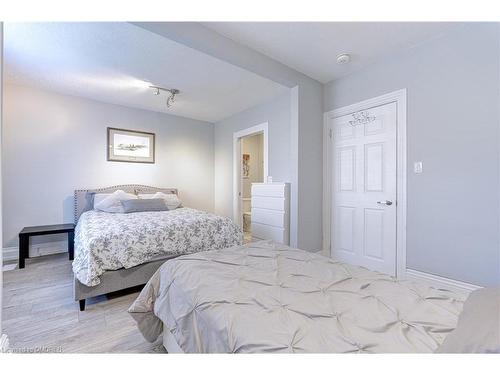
[329,129,332,139]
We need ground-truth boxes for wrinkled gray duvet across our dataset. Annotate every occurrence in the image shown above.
[129,241,467,353]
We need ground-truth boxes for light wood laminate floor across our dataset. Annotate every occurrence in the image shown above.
[2,253,165,353]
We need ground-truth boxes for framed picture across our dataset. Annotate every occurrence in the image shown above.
[107,127,155,163]
[242,154,250,178]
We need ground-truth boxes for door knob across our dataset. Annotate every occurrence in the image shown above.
[377,200,393,206]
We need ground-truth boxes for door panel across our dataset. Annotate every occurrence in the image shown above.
[363,208,384,260]
[330,102,397,276]
[337,205,356,254]
[364,142,384,192]
[338,147,356,191]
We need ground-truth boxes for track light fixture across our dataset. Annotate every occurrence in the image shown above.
[150,86,180,108]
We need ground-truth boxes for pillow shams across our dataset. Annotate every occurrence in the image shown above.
[138,192,182,210]
[122,198,168,213]
[94,190,137,213]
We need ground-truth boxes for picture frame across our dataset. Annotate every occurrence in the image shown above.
[242,153,250,178]
[107,127,155,164]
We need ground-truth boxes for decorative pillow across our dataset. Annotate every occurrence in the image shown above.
[138,192,182,210]
[436,287,500,353]
[122,198,168,213]
[94,190,137,213]
[84,192,96,212]
[93,193,111,209]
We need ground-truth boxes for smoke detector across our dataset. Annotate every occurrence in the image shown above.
[336,53,351,64]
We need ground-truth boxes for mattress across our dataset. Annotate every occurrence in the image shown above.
[129,241,468,353]
[72,208,243,286]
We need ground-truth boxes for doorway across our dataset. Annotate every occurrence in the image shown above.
[233,123,269,242]
[323,90,407,278]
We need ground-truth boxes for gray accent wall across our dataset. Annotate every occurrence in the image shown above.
[2,84,215,248]
[324,23,500,286]
[214,91,291,218]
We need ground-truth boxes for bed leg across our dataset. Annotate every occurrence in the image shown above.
[79,299,86,311]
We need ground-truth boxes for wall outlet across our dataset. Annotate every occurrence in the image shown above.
[267,176,273,183]
[414,161,423,174]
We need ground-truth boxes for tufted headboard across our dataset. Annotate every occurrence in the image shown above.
[74,184,178,223]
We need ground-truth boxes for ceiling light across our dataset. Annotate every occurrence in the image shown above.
[150,86,180,109]
[336,53,351,64]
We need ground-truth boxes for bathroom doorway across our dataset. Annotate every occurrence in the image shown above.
[233,123,268,243]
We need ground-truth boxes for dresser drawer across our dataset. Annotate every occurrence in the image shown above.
[251,196,285,211]
[251,208,286,228]
[251,222,286,244]
[251,184,286,198]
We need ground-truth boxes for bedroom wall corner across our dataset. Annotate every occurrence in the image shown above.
[214,90,292,219]
[323,23,500,287]
[2,84,215,251]
[296,79,324,252]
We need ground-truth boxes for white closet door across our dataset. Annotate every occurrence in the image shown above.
[330,102,397,276]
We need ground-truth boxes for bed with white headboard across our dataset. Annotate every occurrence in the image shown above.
[73,184,242,311]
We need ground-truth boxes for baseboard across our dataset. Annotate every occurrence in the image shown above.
[3,247,17,262]
[405,268,481,293]
[0,334,9,353]
[3,240,67,262]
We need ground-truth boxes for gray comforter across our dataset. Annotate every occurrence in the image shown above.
[129,241,467,353]
[73,208,243,287]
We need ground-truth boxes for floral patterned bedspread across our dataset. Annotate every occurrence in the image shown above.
[72,208,243,286]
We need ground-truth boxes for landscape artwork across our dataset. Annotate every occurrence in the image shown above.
[107,127,155,163]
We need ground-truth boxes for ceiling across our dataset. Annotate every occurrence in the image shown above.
[4,22,287,123]
[203,22,465,83]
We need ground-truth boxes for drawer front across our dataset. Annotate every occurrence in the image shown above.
[251,196,285,211]
[251,184,286,198]
[252,208,286,228]
[251,222,285,243]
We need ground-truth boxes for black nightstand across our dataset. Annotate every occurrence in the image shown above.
[19,224,75,269]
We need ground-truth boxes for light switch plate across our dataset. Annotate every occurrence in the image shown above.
[414,161,423,174]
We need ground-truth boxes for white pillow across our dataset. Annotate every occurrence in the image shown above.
[138,192,182,210]
[93,193,111,209]
[94,190,137,213]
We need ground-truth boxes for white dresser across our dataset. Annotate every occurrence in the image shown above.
[251,182,290,245]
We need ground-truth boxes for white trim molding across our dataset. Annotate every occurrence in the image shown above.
[232,123,269,226]
[2,247,17,263]
[3,240,68,263]
[405,268,481,293]
[323,89,407,278]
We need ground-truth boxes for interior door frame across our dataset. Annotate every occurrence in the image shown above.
[322,89,407,278]
[233,122,269,227]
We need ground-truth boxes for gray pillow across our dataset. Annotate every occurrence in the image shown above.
[85,192,96,212]
[121,198,168,213]
[436,287,500,353]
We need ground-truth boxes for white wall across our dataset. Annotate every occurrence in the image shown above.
[2,84,215,249]
[214,91,291,219]
[324,23,500,287]
[0,22,4,343]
